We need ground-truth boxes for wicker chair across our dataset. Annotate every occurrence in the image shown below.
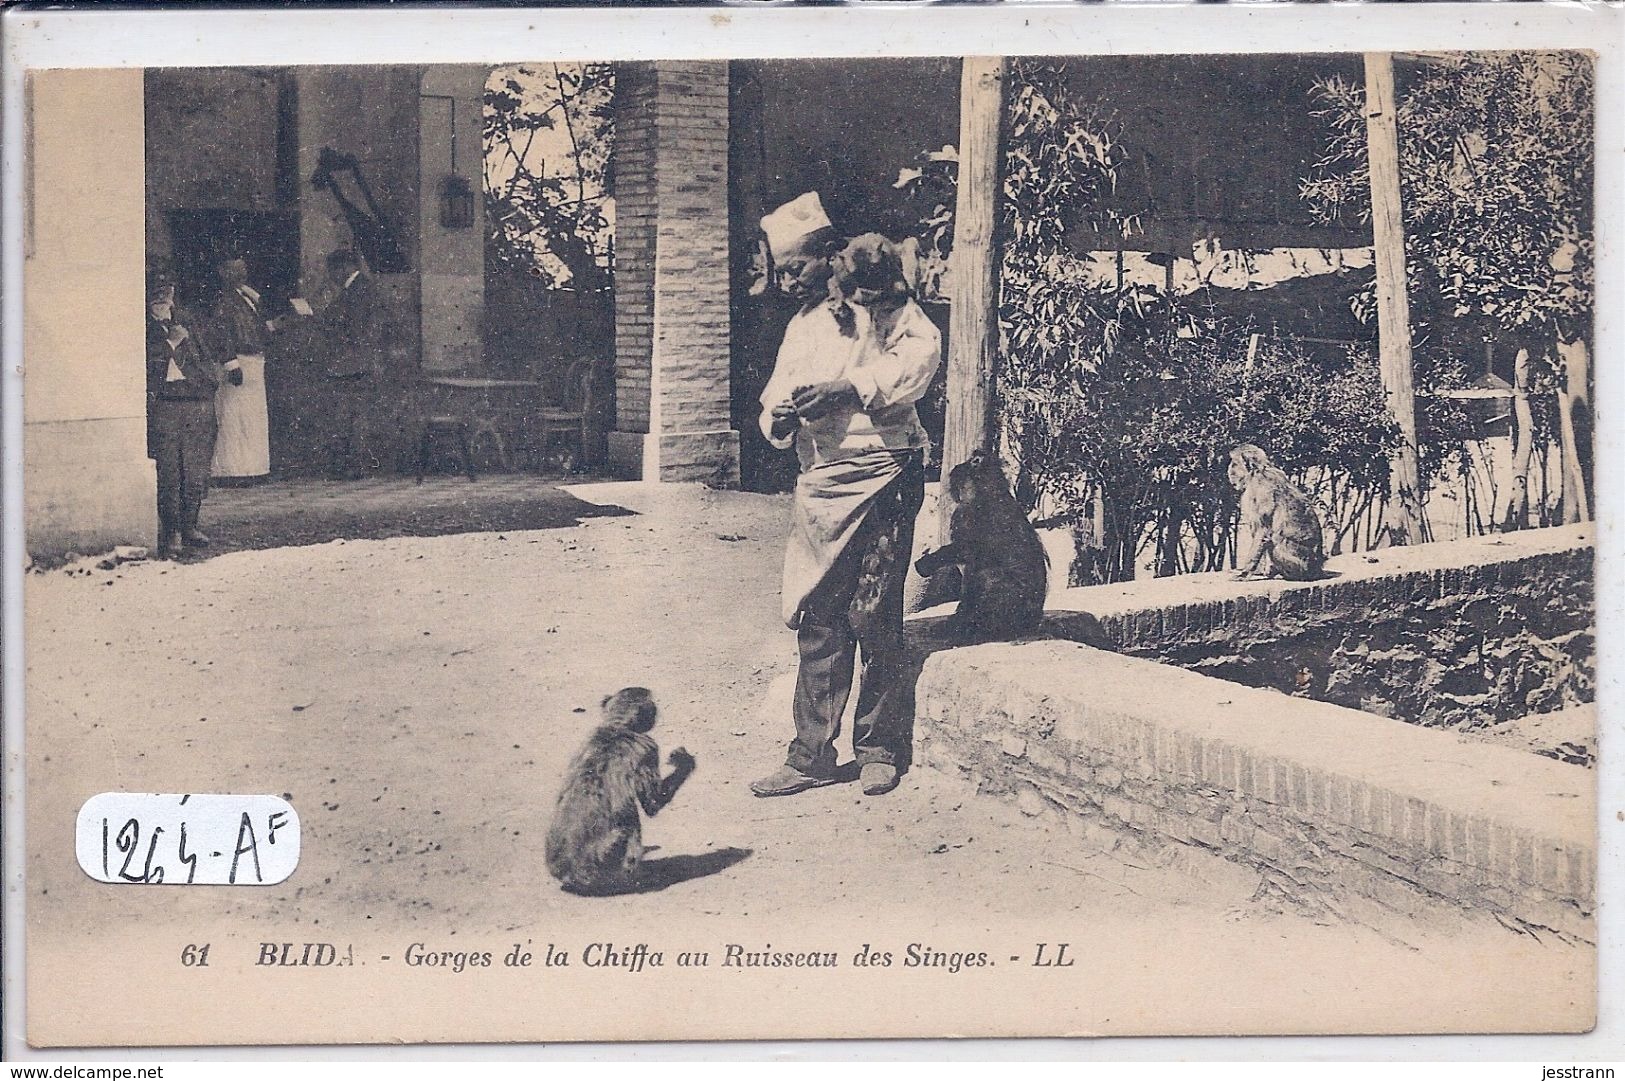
[410,379,478,484]
[535,358,600,473]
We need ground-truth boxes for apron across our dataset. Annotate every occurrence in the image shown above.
[212,354,271,478]
[781,449,920,629]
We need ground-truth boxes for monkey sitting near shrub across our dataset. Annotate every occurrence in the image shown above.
[914,449,1048,642]
[544,687,695,895]
[1227,443,1327,582]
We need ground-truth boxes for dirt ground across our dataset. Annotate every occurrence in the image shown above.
[22,481,1594,1045]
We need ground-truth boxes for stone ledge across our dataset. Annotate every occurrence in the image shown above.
[913,640,1596,939]
[1058,525,1592,653]
[911,524,1593,651]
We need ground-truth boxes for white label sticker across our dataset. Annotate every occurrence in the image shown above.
[76,793,300,885]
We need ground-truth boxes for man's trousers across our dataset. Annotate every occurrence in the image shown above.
[325,373,375,478]
[786,451,925,774]
[151,397,217,541]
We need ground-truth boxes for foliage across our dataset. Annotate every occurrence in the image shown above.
[1005,276,1399,578]
[894,59,1140,302]
[895,59,1543,578]
[484,63,616,290]
[1301,52,1595,342]
[1000,63,1132,262]
[995,61,1397,579]
[1301,51,1595,532]
[891,145,960,302]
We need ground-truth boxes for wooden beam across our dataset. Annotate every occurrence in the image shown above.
[1363,52,1428,546]
[1555,336,1591,523]
[1392,51,1462,67]
[941,55,1006,543]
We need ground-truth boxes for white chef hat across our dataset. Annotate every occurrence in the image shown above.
[760,192,835,261]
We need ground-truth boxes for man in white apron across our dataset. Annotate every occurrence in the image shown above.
[749,194,942,799]
[210,254,274,481]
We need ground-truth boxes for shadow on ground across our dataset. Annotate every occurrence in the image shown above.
[563,847,755,897]
[194,474,636,557]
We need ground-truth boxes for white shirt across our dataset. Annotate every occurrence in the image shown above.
[757,298,941,469]
[151,304,186,382]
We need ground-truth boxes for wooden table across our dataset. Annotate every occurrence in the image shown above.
[416,374,549,471]
[423,376,545,391]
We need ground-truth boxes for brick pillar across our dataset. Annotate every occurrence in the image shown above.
[608,61,739,485]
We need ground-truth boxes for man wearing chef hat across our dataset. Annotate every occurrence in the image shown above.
[750,192,942,799]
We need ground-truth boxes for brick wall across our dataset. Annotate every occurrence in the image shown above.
[909,526,1597,937]
[653,63,731,437]
[613,63,657,438]
[1047,531,1595,730]
[609,61,739,484]
[1049,528,1593,659]
[914,641,1596,941]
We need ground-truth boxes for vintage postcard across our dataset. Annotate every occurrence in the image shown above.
[8,4,1614,1050]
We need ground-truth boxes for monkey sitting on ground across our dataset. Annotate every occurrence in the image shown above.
[1228,444,1327,582]
[913,449,1049,642]
[544,687,695,895]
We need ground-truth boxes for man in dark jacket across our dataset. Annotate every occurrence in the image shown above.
[146,270,221,556]
[316,248,385,479]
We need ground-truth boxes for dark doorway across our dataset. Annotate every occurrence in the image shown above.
[728,58,961,494]
[163,208,301,315]
[164,208,316,474]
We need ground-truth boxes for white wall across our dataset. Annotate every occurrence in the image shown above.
[418,65,486,373]
[24,69,156,556]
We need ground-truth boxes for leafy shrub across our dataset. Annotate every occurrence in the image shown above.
[996,61,1399,580]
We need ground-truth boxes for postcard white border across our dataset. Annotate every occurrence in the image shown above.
[3,1,1621,1062]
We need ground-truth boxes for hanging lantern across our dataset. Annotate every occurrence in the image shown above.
[440,174,475,229]
[424,94,474,228]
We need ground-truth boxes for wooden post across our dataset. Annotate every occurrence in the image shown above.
[1555,336,1591,523]
[941,55,1006,544]
[1502,346,1534,531]
[1363,52,1427,546]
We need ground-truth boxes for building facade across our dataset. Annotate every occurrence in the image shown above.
[25,55,1430,556]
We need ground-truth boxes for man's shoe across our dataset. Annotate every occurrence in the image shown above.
[181,529,211,547]
[860,762,899,796]
[750,764,839,798]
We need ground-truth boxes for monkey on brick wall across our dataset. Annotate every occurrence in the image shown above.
[914,448,1048,642]
[544,687,695,895]
[1228,443,1327,582]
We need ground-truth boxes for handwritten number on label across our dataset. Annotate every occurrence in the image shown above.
[177,821,199,884]
[78,794,300,886]
[105,817,170,884]
[115,817,141,882]
[144,827,166,884]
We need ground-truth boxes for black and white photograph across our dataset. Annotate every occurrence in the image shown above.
[8,5,1613,1050]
